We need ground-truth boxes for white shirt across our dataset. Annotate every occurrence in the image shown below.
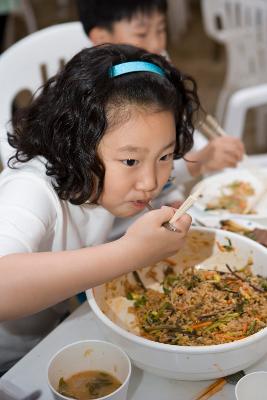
[0,157,115,372]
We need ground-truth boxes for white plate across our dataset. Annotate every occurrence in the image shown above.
[192,168,267,219]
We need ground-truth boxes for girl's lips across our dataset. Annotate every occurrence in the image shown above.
[131,200,150,209]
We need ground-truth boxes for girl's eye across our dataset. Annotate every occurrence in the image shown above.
[122,159,139,167]
[160,153,174,161]
[135,32,147,39]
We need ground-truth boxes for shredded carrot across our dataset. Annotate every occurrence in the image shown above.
[216,241,224,252]
[230,335,246,341]
[189,321,212,330]
[214,333,246,341]
[242,322,248,333]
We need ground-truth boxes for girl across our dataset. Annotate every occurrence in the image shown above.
[0,44,198,373]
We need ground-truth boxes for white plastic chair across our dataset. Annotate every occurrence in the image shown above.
[224,84,267,138]
[223,84,267,163]
[0,22,91,166]
[201,0,267,123]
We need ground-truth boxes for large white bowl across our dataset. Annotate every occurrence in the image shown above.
[87,227,267,381]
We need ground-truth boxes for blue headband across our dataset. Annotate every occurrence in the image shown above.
[109,61,165,78]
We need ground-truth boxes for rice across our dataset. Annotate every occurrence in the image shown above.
[126,267,267,346]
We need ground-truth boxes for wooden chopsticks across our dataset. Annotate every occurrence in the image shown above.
[147,185,203,227]
[197,113,228,140]
[194,378,226,400]
[169,185,203,224]
[193,370,245,400]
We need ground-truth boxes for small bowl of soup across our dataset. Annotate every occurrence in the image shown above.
[47,340,131,400]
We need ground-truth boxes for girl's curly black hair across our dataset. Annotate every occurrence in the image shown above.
[8,44,200,205]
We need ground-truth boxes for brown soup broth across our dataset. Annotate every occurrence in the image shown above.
[58,370,122,399]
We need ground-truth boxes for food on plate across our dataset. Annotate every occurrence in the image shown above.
[220,220,267,247]
[205,180,255,214]
[220,219,254,235]
[58,370,121,399]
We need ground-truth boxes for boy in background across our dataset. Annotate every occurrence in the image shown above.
[77,0,168,56]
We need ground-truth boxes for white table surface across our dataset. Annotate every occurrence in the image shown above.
[1,302,267,400]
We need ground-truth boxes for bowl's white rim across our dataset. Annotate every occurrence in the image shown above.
[88,227,267,355]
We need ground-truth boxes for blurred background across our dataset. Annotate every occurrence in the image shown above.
[1,0,266,154]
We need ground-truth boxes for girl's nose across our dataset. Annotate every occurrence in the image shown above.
[135,168,157,192]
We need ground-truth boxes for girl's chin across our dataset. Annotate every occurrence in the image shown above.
[113,209,142,218]
[99,200,148,218]
[109,204,145,218]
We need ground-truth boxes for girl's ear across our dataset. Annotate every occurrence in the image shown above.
[89,27,114,45]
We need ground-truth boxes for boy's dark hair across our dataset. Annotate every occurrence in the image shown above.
[77,0,167,35]
[8,44,200,205]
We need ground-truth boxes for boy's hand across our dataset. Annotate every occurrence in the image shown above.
[123,206,191,268]
[185,136,245,177]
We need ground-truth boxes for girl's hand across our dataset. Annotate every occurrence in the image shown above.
[167,200,183,209]
[186,136,245,177]
[122,206,191,268]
